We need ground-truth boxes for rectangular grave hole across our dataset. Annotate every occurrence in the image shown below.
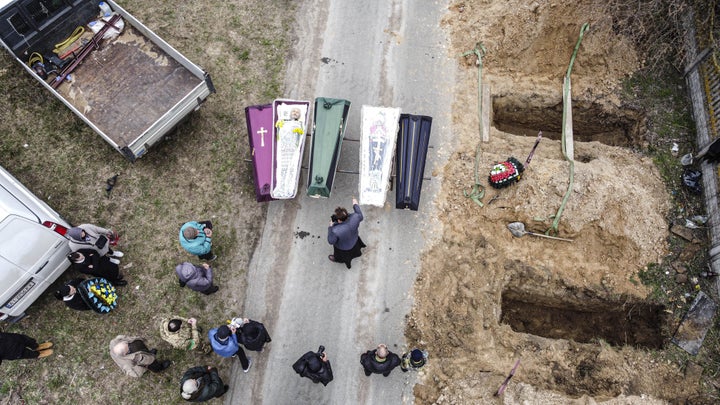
[492,95,643,147]
[500,293,666,349]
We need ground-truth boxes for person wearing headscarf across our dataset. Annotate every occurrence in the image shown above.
[360,343,401,377]
[179,365,228,402]
[327,197,366,269]
[0,332,53,364]
[68,249,126,286]
[208,325,251,372]
[292,346,333,386]
[53,278,91,311]
[66,223,122,258]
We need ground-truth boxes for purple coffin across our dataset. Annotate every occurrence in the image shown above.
[246,104,276,202]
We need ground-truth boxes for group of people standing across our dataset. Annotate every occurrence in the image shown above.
[53,223,126,312]
[2,198,428,400]
[105,314,273,402]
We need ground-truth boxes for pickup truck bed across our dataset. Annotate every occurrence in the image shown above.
[0,0,214,160]
[55,27,198,148]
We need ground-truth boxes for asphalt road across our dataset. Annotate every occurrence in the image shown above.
[228,0,455,403]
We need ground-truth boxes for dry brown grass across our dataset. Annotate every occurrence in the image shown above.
[0,0,292,402]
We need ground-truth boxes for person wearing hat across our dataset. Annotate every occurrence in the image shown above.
[360,343,401,377]
[0,332,54,365]
[175,262,218,295]
[208,324,251,372]
[179,365,228,402]
[53,278,91,311]
[109,335,171,377]
[327,197,366,269]
[68,249,127,286]
[292,346,333,386]
[67,223,123,259]
[400,348,428,372]
[159,316,211,354]
[179,220,216,261]
[231,317,272,352]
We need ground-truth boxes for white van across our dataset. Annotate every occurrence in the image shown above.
[0,165,71,322]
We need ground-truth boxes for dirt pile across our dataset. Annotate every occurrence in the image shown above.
[407,1,700,403]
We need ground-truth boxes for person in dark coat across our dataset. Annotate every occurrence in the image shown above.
[232,317,272,352]
[53,278,91,311]
[292,346,333,386]
[360,343,401,377]
[400,348,428,372]
[175,262,218,295]
[327,197,366,269]
[68,249,127,286]
[0,332,53,364]
[180,365,228,402]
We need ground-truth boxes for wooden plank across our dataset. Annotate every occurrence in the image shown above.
[481,83,491,143]
[563,76,574,161]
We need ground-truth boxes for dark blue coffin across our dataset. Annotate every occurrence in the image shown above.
[395,114,432,210]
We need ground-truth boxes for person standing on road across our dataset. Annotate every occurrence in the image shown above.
[230,317,272,352]
[67,223,123,259]
[0,332,53,364]
[292,345,333,386]
[175,262,219,295]
[180,221,216,261]
[360,343,401,377]
[109,335,171,377]
[208,325,251,372]
[327,197,366,269]
[180,365,229,402]
[400,348,428,372]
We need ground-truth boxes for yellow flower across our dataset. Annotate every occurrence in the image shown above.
[90,284,117,306]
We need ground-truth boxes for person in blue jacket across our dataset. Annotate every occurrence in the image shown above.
[327,198,366,269]
[179,220,216,261]
[208,325,251,372]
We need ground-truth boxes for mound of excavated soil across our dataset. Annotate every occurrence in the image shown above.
[407,1,699,403]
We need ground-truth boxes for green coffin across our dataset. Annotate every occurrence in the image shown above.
[307,97,351,198]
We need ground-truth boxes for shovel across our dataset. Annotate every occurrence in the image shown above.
[507,222,573,242]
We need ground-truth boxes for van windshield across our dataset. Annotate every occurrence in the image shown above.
[0,216,61,269]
